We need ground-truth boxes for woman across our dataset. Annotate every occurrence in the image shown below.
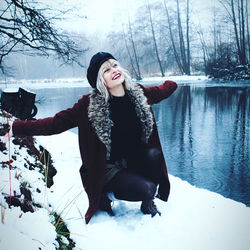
[1,52,177,224]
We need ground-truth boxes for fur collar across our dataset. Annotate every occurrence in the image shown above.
[88,84,154,159]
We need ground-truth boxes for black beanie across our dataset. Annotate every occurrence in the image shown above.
[87,52,116,88]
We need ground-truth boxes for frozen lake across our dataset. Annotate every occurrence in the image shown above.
[30,80,250,207]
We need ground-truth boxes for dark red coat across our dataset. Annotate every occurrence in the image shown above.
[13,80,177,223]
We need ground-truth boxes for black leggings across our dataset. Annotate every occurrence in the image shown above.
[103,147,166,201]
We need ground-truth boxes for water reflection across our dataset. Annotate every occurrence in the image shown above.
[153,86,250,206]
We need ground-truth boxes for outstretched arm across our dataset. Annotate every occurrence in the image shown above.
[12,95,87,137]
[139,80,178,105]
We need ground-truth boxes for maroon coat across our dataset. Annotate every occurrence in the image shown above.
[13,80,177,223]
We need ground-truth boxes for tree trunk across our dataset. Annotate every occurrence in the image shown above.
[231,0,243,64]
[240,0,246,64]
[212,3,217,60]
[246,0,250,62]
[163,0,184,74]
[238,0,242,46]
[186,0,191,74]
[122,27,140,80]
[128,19,142,80]
[197,29,208,69]
[176,0,189,74]
[147,3,165,77]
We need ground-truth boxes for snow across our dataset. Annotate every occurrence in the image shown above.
[0,75,250,249]
[1,131,249,249]
[0,136,57,249]
[0,78,90,90]
[1,75,250,92]
[0,75,210,91]
[142,75,209,83]
[1,88,19,93]
[0,208,56,250]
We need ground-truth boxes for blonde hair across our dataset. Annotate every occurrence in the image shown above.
[96,59,132,102]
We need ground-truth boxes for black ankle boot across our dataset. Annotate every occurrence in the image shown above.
[99,195,115,216]
[140,199,161,217]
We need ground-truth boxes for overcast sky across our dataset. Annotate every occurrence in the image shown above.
[57,0,142,35]
[53,0,219,39]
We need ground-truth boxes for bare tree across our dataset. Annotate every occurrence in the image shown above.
[163,0,183,74]
[121,27,142,80]
[186,0,190,73]
[176,0,190,75]
[122,27,138,79]
[176,0,187,73]
[146,1,165,77]
[0,0,87,74]
[163,0,191,75]
[127,19,142,80]
[197,27,209,68]
[246,0,250,61]
[218,0,248,65]
[240,0,246,64]
[212,3,218,61]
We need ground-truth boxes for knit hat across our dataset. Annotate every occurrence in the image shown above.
[87,52,116,88]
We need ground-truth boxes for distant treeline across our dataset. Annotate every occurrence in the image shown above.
[0,0,249,80]
[104,0,250,80]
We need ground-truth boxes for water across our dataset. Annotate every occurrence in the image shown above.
[31,82,250,207]
[153,85,249,206]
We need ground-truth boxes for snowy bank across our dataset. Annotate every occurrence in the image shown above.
[0,78,90,90]
[0,75,210,90]
[2,75,250,91]
[0,135,58,249]
[1,131,249,249]
[142,75,209,83]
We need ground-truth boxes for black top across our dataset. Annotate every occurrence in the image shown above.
[109,93,142,161]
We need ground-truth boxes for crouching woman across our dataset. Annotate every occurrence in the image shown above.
[2,52,178,224]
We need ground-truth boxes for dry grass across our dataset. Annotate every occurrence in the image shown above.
[1,201,6,224]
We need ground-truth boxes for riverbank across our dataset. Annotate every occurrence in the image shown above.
[0,75,209,90]
[1,130,250,249]
[1,75,250,92]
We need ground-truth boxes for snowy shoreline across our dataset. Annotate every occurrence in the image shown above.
[0,76,208,91]
[1,75,250,91]
[1,131,250,249]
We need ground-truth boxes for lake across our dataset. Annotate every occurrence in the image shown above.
[31,81,250,207]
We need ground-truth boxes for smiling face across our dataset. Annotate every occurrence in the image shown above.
[100,59,125,95]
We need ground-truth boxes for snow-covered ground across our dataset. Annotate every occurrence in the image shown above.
[1,131,249,250]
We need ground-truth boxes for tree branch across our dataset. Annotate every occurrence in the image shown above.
[0,0,86,74]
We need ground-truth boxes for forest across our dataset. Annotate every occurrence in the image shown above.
[105,0,250,80]
[0,0,249,80]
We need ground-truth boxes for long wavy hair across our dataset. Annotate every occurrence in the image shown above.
[96,59,132,102]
